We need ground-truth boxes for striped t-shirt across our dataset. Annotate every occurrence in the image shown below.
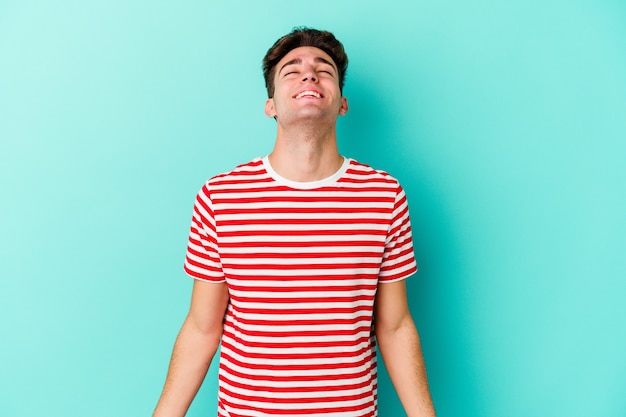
[184,156,417,417]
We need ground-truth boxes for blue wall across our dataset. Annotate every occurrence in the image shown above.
[1,1,625,416]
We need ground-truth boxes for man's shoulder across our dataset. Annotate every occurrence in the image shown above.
[345,158,402,187]
[206,157,267,185]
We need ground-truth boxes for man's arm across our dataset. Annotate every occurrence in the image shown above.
[374,279,436,417]
[153,279,229,417]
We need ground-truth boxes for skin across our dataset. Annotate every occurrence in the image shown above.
[264,46,348,182]
[153,45,436,417]
[375,280,437,417]
[152,280,229,416]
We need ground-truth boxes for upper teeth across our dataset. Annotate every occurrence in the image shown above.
[296,91,321,99]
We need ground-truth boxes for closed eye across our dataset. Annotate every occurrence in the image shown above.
[317,65,335,76]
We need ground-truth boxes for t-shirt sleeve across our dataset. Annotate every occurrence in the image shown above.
[379,184,418,283]
[183,182,225,282]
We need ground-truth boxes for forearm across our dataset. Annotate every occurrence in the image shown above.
[153,315,223,417]
[376,316,436,417]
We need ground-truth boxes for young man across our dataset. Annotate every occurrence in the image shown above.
[153,28,436,417]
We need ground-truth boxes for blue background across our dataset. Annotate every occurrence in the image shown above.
[1,1,625,416]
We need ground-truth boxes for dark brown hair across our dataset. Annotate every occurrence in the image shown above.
[262,27,348,98]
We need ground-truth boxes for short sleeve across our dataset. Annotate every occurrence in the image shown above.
[379,184,418,283]
[183,183,225,282]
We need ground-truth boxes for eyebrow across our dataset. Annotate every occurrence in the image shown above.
[278,57,337,75]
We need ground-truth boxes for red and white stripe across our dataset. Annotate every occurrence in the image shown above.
[184,157,417,417]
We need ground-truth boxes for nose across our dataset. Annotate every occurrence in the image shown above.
[301,68,317,83]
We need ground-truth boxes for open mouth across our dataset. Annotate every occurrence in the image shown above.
[295,90,322,99]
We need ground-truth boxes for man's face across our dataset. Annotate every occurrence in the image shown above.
[265,46,348,124]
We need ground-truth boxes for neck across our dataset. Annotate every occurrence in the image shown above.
[269,120,343,182]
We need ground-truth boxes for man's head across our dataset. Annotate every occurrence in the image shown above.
[262,27,348,98]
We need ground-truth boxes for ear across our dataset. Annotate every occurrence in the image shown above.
[265,98,276,118]
[338,96,349,116]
